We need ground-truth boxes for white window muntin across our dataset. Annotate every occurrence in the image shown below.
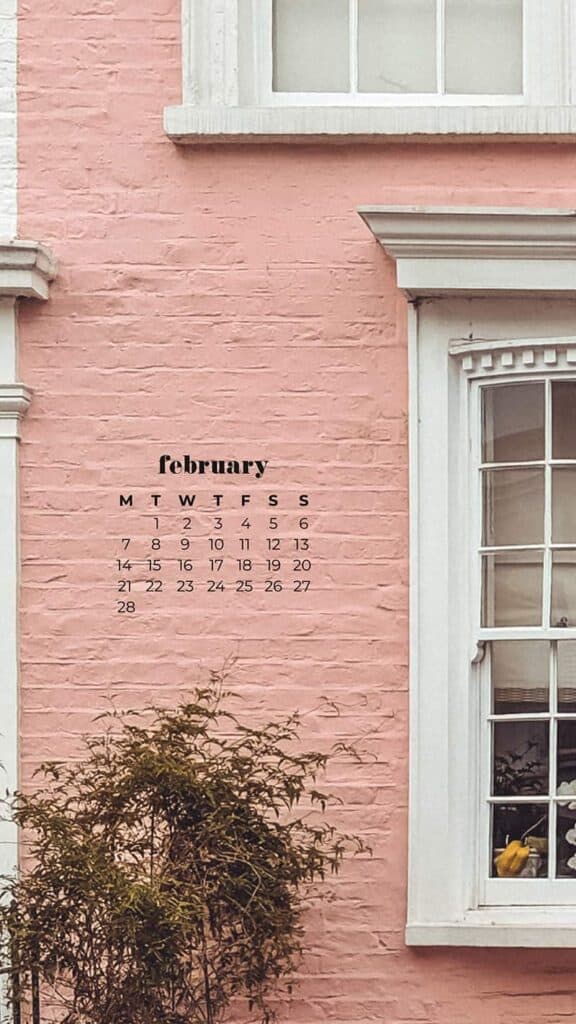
[468,374,576,906]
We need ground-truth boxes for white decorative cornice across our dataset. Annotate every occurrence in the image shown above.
[0,240,57,300]
[357,207,576,298]
[0,384,32,438]
[449,335,576,377]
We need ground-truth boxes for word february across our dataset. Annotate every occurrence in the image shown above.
[159,456,268,479]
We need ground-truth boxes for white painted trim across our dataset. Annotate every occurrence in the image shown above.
[0,302,23,900]
[361,211,576,946]
[0,241,58,301]
[450,335,576,375]
[165,104,576,143]
[407,918,576,947]
[0,255,56,1007]
[403,298,576,947]
[358,207,576,297]
[170,0,576,142]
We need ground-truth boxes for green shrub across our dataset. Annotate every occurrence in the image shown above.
[1,685,367,1024]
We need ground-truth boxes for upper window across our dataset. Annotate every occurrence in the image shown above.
[481,380,576,630]
[271,0,523,99]
[165,0,575,142]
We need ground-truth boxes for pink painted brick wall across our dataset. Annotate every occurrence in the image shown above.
[15,2,576,1022]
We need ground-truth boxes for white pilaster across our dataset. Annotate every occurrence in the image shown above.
[0,300,24,883]
[0,247,56,1018]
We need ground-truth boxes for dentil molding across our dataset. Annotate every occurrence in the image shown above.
[449,335,576,376]
[358,207,576,297]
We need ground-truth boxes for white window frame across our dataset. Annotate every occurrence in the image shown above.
[359,206,576,946]
[165,0,576,143]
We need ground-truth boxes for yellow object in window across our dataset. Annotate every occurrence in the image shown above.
[495,840,530,878]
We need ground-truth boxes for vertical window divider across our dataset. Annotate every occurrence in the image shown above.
[350,0,359,94]
[549,641,558,880]
[543,378,552,629]
[437,0,446,95]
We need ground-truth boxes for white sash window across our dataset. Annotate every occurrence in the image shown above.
[166,0,576,142]
[360,207,576,946]
[466,360,576,907]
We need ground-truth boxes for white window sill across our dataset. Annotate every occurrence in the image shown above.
[408,910,576,947]
[164,104,576,144]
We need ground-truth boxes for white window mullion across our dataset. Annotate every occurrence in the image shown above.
[549,642,558,879]
[349,0,359,94]
[436,0,445,95]
[478,636,494,904]
[543,378,553,629]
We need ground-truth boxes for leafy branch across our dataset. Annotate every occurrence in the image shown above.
[0,686,369,1024]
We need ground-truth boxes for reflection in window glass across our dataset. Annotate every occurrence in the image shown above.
[556,805,576,877]
[493,721,548,797]
[552,382,576,460]
[273,0,350,92]
[482,383,545,464]
[552,469,576,544]
[492,641,549,715]
[556,721,576,876]
[483,469,544,547]
[358,0,436,93]
[445,0,523,95]
[558,642,576,713]
[558,721,576,788]
[482,551,543,627]
[551,550,576,628]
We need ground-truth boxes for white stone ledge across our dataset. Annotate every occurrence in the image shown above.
[407,919,576,947]
[165,104,576,144]
[0,240,58,300]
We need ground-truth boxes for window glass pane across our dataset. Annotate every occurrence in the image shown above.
[558,642,576,714]
[551,551,576,628]
[493,721,548,797]
[358,0,436,93]
[483,469,544,547]
[492,641,549,715]
[552,382,576,459]
[558,720,576,787]
[491,804,548,878]
[273,0,350,92]
[557,723,576,876]
[482,384,545,464]
[552,469,576,544]
[556,805,576,877]
[445,0,523,95]
[482,551,543,627]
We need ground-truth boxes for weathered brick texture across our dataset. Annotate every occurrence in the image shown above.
[16,2,576,1021]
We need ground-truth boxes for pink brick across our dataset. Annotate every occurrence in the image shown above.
[15,4,576,1021]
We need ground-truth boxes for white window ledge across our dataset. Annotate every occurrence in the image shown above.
[408,914,576,948]
[164,105,576,145]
